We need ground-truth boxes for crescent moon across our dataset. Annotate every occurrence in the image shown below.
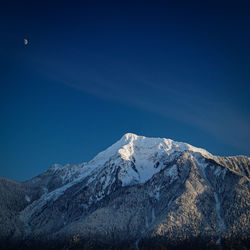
[24,39,28,45]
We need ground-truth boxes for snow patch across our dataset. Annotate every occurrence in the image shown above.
[164,165,178,183]
[25,195,31,203]
[214,167,227,180]
[195,158,208,179]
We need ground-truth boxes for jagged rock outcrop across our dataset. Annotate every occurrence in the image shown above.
[0,133,249,249]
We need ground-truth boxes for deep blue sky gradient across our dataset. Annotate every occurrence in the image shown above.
[1,1,250,180]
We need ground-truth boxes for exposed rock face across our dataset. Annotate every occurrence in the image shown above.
[0,133,249,249]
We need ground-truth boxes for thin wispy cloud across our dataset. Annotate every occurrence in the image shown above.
[40,62,250,154]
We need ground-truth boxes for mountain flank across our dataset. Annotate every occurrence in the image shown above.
[0,133,249,249]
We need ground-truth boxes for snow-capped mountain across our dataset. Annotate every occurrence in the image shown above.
[0,133,249,249]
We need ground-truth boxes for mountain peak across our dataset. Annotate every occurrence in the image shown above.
[85,133,214,187]
[90,133,213,170]
[118,133,213,159]
[3,134,249,250]
[121,132,139,141]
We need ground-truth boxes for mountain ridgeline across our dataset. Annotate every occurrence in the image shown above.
[0,133,249,249]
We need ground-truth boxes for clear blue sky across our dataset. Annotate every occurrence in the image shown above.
[1,1,250,181]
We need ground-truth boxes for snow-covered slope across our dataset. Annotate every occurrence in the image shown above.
[45,133,213,187]
[0,133,249,250]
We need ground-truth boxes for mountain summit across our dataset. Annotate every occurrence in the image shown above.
[0,134,249,249]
